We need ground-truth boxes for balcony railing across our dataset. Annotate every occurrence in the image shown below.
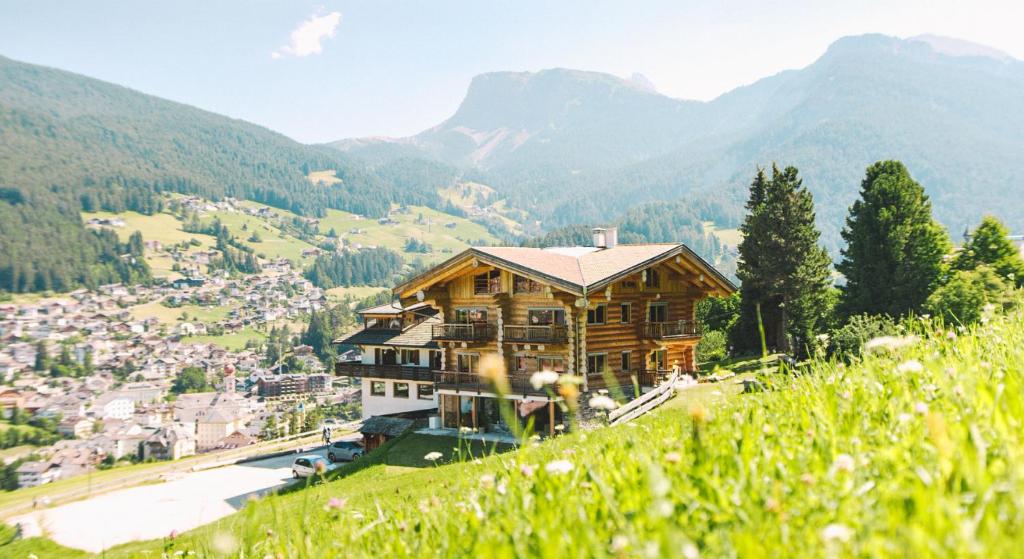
[502,324,568,344]
[435,370,571,396]
[639,320,701,339]
[335,361,434,382]
[431,323,497,342]
[586,368,668,389]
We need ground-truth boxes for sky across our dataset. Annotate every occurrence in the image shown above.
[1,0,1022,143]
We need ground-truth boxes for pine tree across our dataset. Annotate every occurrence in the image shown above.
[735,165,833,356]
[955,216,1024,287]
[838,161,950,318]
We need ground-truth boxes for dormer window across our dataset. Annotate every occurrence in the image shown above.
[513,274,544,294]
[644,269,661,289]
[474,270,502,295]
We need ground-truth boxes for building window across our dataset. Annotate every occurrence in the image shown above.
[644,269,661,289]
[474,270,501,295]
[394,382,410,398]
[528,308,564,325]
[587,353,607,374]
[513,274,544,294]
[400,349,420,365]
[621,351,632,371]
[514,355,529,372]
[587,304,607,325]
[454,308,488,323]
[649,349,667,370]
[417,383,434,400]
[619,302,632,324]
[539,356,565,373]
[370,381,386,396]
[648,303,668,323]
[429,350,442,369]
[456,353,479,373]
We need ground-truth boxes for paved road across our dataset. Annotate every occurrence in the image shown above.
[11,435,358,553]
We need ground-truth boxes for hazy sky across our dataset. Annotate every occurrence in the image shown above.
[1,1,1022,143]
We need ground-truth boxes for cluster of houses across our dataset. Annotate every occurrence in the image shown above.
[0,268,346,490]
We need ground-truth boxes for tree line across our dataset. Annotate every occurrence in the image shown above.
[709,160,1022,361]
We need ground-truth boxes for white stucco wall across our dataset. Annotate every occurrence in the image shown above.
[360,378,437,419]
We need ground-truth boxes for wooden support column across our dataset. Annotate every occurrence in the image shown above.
[548,401,555,436]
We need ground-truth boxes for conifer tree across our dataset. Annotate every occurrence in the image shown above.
[735,165,833,356]
[955,216,1024,287]
[837,161,950,318]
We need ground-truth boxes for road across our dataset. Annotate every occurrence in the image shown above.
[10,435,358,553]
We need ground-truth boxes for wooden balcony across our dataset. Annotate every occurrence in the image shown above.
[435,370,567,396]
[639,320,701,339]
[431,323,497,342]
[335,361,434,382]
[502,324,568,344]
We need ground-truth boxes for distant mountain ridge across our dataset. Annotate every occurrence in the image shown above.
[332,34,1024,249]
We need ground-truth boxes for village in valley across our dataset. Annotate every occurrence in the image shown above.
[0,265,357,490]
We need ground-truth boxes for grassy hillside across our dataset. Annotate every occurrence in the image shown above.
[9,307,1024,557]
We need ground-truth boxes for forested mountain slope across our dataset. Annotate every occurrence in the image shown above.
[335,34,1024,250]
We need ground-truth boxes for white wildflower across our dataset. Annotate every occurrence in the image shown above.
[914,401,929,415]
[530,370,560,390]
[588,394,618,410]
[864,335,918,353]
[544,459,574,475]
[821,523,854,543]
[554,423,565,432]
[479,474,495,489]
[682,542,700,559]
[897,359,924,373]
[897,413,913,423]
[424,451,443,462]
[830,453,856,475]
[611,535,629,553]
[664,451,682,464]
[519,463,536,477]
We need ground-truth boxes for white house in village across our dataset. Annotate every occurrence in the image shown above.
[16,461,61,488]
[196,408,243,451]
[334,303,440,419]
[90,392,135,420]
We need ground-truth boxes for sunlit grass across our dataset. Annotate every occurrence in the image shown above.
[9,309,1024,557]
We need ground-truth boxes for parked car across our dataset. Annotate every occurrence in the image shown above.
[292,455,329,479]
[327,440,365,463]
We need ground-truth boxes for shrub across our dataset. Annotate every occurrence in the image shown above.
[926,265,1016,325]
[828,313,898,359]
[696,329,728,363]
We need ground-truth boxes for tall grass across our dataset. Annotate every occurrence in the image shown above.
[16,310,1024,557]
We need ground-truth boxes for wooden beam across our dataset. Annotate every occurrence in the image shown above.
[548,401,555,437]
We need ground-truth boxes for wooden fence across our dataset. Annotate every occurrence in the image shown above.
[608,370,679,425]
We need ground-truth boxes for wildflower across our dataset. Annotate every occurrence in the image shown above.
[611,535,630,553]
[530,370,560,390]
[324,496,347,511]
[664,451,682,464]
[897,412,913,423]
[682,542,700,559]
[479,474,495,489]
[479,353,509,393]
[897,359,924,373]
[800,473,816,486]
[554,423,565,432]
[689,403,708,424]
[212,532,238,554]
[864,335,918,353]
[545,459,574,475]
[496,481,507,495]
[558,382,580,411]
[169,530,178,540]
[946,331,957,340]
[424,451,443,462]
[265,528,274,537]
[821,523,853,543]
[588,394,617,410]
[914,401,929,415]
[519,463,536,477]
[830,453,856,475]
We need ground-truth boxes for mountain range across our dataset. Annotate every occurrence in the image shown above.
[332,33,1024,250]
[1,32,1022,292]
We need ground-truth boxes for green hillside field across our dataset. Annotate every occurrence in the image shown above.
[8,306,1024,557]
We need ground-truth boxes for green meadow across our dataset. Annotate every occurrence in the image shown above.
[8,307,1024,557]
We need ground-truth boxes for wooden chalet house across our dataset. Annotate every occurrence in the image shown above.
[336,228,734,436]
